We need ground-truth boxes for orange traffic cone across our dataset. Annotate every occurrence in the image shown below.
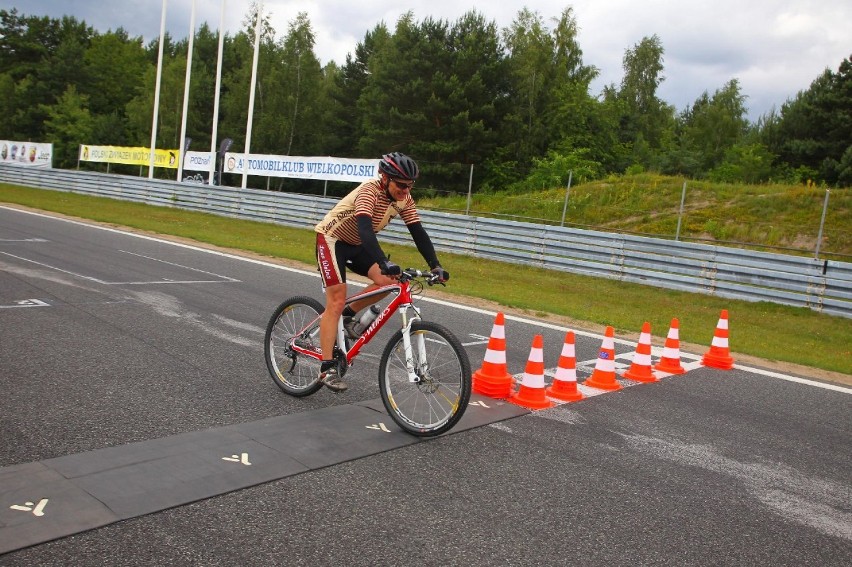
[622,322,658,383]
[545,331,584,402]
[509,335,555,409]
[702,310,735,370]
[472,312,515,398]
[584,326,623,391]
[654,318,686,374]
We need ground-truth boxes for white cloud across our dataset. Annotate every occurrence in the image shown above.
[774,11,821,38]
[8,0,852,120]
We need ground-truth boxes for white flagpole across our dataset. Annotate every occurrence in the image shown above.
[242,1,263,189]
[209,0,226,185]
[149,0,168,178]
[177,0,196,182]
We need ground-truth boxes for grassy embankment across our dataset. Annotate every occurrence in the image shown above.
[1,178,850,378]
[419,173,851,258]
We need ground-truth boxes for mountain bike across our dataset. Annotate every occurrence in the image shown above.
[264,268,472,437]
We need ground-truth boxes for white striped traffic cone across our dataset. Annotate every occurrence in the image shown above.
[472,312,514,398]
[702,310,734,370]
[584,326,622,391]
[654,318,686,374]
[509,335,555,409]
[622,322,658,382]
[545,331,584,402]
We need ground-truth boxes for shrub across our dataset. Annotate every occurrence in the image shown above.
[519,149,602,192]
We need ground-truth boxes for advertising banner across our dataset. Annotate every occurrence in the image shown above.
[78,145,181,169]
[183,151,214,172]
[223,153,379,183]
[0,141,53,168]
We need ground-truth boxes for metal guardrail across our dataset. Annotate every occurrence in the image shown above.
[2,165,850,318]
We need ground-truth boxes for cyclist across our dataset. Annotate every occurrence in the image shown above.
[314,152,449,392]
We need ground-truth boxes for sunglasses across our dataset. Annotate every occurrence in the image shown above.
[392,179,414,190]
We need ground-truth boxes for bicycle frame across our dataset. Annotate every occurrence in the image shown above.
[288,278,425,381]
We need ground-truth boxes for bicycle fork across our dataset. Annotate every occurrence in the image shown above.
[399,305,426,383]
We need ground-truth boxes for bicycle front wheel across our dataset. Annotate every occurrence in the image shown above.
[264,296,324,397]
[378,321,472,437]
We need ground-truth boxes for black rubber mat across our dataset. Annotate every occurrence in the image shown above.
[0,462,118,553]
[354,393,529,434]
[0,396,528,554]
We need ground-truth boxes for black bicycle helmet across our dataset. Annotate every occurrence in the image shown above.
[379,152,419,181]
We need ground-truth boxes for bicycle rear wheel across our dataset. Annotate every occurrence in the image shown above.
[378,321,472,437]
[264,296,324,397]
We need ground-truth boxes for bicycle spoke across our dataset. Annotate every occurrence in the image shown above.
[379,322,471,436]
[264,297,324,397]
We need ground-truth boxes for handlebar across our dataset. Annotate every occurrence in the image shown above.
[400,268,445,286]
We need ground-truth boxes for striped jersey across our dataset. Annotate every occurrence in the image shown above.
[314,178,420,244]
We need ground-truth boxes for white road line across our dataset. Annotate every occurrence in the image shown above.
[0,251,232,285]
[731,365,852,394]
[0,299,50,309]
[119,250,240,281]
[1,251,107,283]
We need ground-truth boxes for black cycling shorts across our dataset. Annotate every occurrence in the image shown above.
[316,233,376,287]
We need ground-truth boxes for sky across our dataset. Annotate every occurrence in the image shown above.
[6,0,851,121]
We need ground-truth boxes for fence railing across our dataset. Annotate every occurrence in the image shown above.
[2,165,850,318]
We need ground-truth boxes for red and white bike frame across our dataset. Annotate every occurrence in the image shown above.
[289,278,427,382]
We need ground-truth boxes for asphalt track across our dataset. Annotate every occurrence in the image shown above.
[1,206,850,566]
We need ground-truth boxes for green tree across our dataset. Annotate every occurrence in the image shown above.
[159,54,192,150]
[356,12,436,157]
[439,10,509,190]
[218,31,253,155]
[0,9,87,78]
[673,79,749,174]
[327,25,389,157]
[83,29,148,117]
[0,72,27,138]
[501,8,556,171]
[835,145,852,186]
[356,11,509,191]
[708,142,775,184]
[400,10,509,190]
[525,148,602,190]
[124,39,189,155]
[613,35,675,170]
[179,23,222,152]
[218,3,278,165]
[774,55,852,185]
[41,85,94,167]
[274,12,325,156]
[0,10,94,140]
[545,8,614,179]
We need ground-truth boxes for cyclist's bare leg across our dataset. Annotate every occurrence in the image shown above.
[319,283,350,392]
[320,283,347,362]
[347,263,396,313]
